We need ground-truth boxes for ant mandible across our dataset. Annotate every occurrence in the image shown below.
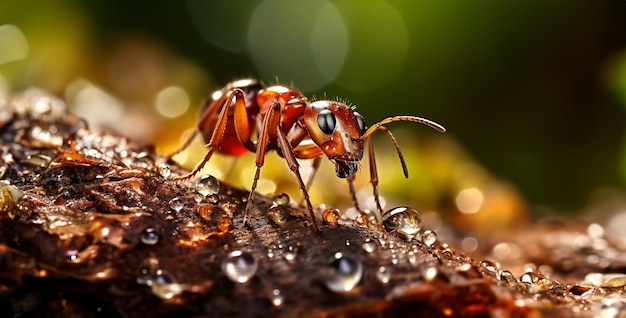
[166,79,445,230]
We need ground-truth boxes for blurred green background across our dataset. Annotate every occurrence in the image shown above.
[2,0,626,220]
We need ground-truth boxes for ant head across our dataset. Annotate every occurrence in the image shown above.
[302,101,366,178]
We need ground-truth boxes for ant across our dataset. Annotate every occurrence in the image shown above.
[166,79,445,230]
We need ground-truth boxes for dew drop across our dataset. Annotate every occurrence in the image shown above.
[157,163,171,178]
[135,151,155,169]
[376,266,390,284]
[141,228,159,245]
[519,271,541,284]
[479,260,499,275]
[270,289,284,306]
[267,204,289,224]
[361,239,376,253]
[194,194,204,203]
[151,269,183,299]
[207,194,220,205]
[168,197,184,212]
[222,250,258,283]
[284,245,298,263]
[422,265,438,281]
[273,192,290,206]
[382,206,422,241]
[196,174,220,196]
[322,208,340,224]
[153,268,176,285]
[498,270,516,285]
[322,253,363,293]
[421,229,438,247]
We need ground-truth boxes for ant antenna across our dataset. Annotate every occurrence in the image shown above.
[360,116,446,178]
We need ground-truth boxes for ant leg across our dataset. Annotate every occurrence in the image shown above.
[276,125,319,230]
[367,137,384,221]
[303,156,322,193]
[243,102,278,226]
[347,174,363,213]
[292,143,323,206]
[175,89,248,182]
[295,156,322,207]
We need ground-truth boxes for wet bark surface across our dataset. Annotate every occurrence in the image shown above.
[1,89,626,317]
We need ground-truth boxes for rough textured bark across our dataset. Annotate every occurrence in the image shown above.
[0,89,625,317]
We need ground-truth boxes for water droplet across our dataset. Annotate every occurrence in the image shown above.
[382,206,422,241]
[222,250,258,283]
[361,239,376,253]
[519,271,542,284]
[322,208,340,224]
[141,228,159,245]
[270,289,284,306]
[273,192,290,206]
[422,265,438,281]
[376,266,390,284]
[322,253,363,292]
[207,194,220,205]
[168,197,184,212]
[284,245,298,263]
[479,260,499,275]
[498,270,516,285]
[135,152,155,169]
[157,163,171,178]
[421,229,438,247]
[196,174,220,196]
[194,194,204,203]
[153,268,176,285]
[151,269,183,299]
[267,204,289,224]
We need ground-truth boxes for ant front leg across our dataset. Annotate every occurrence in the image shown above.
[293,143,324,206]
[367,137,384,221]
[345,138,384,223]
[244,103,319,230]
[243,101,278,227]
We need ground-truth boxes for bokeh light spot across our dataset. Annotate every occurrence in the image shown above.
[455,187,484,214]
[247,0,347,92]
[69,79,124,128]
[0,25,29,64]
[309,2,348,83]
[155,86,190,118]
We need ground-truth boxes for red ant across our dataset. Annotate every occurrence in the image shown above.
[167,79,445,230]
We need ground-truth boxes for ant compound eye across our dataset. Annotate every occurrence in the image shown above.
[355,112,366,135]
[317,110,337,134]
